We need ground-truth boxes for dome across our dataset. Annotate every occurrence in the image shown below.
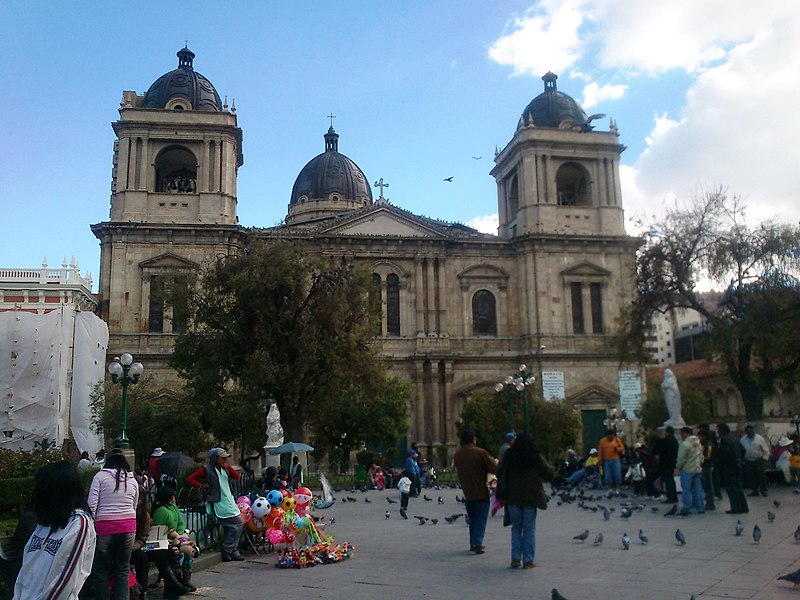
[517,72,591,131]
[142,47,222,111]
[290,127,373,205]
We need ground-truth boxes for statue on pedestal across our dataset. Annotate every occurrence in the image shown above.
[661,368,685,429]
[264,403,284,468]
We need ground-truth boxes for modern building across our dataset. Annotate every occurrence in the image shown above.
[91,48,641,460]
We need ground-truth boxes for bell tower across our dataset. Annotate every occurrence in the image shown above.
[491,72,626,239]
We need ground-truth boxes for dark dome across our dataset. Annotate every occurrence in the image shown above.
[290,127,373,204]
[517,72,589,130]
[142,47,222,111]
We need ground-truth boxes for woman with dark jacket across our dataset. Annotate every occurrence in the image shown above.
[497,432,554,569]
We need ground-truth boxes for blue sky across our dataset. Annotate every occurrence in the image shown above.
[2,1,798,289]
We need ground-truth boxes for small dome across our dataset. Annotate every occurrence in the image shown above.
[290,127,373,205]
[517,72,590,131]
[142,47,222,111]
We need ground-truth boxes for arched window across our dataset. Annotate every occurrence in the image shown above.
[148,275,164,333]
[472,289,497,336]
[506,173,519,217]
[386,274,400,336]
[155,146,197,193]
[556,162,591,206]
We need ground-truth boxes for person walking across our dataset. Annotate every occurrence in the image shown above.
[716,423,749,514]
[186,447,244,561]
[740,424,770,497]
[697,429,716,511]
[13,461,96,600]
[404,449,421,497]
[597,429,625,490]
[653,426,679,503]
[453,429,497,555]
[497,432,554,569]
[88,452,139,600]
[676,426,705,516]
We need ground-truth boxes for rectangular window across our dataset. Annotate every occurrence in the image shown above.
[590,282,603,334]
[148,275,164,333]
[571,282,584,334]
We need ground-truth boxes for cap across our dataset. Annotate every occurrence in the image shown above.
[589,448,598,454]
[151,447,165,457]
[634,443,642,450]
[779,436,793,447]
[208,447,231,461]
[408,449,417,456]
[504,432,516,442]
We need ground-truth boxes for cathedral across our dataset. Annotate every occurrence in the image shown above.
[91,48,640,460]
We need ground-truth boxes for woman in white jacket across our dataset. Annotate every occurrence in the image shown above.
[13,461,96,600]
[88,452,139,600]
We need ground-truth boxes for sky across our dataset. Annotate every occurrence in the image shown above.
[1,1,798,290]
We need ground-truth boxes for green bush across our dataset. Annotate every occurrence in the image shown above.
[0,477,34,515]
[0,441,61,479]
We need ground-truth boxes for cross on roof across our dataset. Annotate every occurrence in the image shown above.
[373,177,389,201]
[327,113,336,127]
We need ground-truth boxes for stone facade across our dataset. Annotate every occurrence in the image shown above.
[91,52,641,462]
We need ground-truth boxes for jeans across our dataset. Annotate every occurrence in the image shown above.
[701,464,716,508]
[507,505,537,565]
[219,515,243,556]
[745,459,768,495]
[464,498,490,549]
[400,492,409,509]
[92,532,135,600]
[603,459,622,486]
[680,471,704,512]
[567,469,586,486]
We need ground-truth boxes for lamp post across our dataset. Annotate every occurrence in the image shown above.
[791,415,800,440]
[496,365,536,432]
[107,353,144,449]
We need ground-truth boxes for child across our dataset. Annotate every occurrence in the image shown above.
[397,470,412,518]
[625,460,646,496]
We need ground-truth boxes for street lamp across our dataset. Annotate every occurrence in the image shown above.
[791,415,800,440]
[108,352,144,449]
[496,365,536,432]
[604,408,627,436]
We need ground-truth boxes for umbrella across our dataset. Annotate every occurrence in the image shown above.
[157,451,196,479]
[268,442,314,455]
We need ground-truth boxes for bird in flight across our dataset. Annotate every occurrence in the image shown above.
[472,156,482,160]
[443,176,454,182]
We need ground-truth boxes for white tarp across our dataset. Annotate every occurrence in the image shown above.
[0,308,107,452]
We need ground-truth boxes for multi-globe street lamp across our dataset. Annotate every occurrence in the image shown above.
[495,365,536,433]
[107,352,144,449]
[604,407,627,436]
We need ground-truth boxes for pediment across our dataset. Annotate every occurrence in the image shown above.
[140,253,199,270]
[457,264,508,280]
[317,206,445,238]
[569,384,618,404]
[560,261,611,278]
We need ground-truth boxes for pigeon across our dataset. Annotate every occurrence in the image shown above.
[774,500,781,508]
[328,518,336,525]
[753,524,762,544]
[385,510,390,519]
[593,533,603,545]
[400,508,408,519]
[365,497,372,503]
[424,495,433,502]
[445,513,463,524]
[387,497,397,504]
[414,515,429,525]
[664,504,678,517]
[619,507,632,519]
[443,176,454,182]
[622,532,630,550]
[778,568,800,588]
[346,496,357,502]
[675,529,686,545]
[735,520,744,536]
[573,529,590,542]
[552,589,569,600]
[456,496,465,503]
[794,525,800,543]
[437,496,444,504]
[638,529,648,544]
[768,511,775,523]
[430,518,438,525]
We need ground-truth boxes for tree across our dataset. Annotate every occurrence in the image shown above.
[166,240,394,459]
[309,375,410,473]
[622,189,800,422]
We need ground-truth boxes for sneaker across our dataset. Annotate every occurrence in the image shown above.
[470,546,485,555]
[523,562,536,569]
[510,559,521,569]
[678,509,690,517]
[706,505,716,511]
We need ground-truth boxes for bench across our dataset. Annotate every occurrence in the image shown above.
[0,535,23,597]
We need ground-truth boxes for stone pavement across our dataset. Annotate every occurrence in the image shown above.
[181,484,800,600]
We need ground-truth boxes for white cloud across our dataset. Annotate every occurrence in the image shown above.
[582,82,627,109]
[488,1,586,76]
[466,214,499,235]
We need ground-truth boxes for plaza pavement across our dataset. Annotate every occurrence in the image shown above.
[178,483,800,600]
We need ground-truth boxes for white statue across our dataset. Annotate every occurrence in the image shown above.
[661,368,684,428]
[265,403,284,447]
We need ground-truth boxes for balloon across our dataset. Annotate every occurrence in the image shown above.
[294,487,313,506]
[236,495,252,506]
[266,529,286,545]
[281,496,297,512]
[266,490,284,507]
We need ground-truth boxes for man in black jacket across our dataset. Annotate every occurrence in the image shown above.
[716,422,749,514]
[653,426,679,503]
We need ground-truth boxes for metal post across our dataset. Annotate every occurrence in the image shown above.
[116,377,130,448]
[507,386,514,433]
[523,387,529,432]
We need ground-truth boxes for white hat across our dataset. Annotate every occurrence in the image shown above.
[779,436,793,447]
[151,447,165,457]
[589,448,598,454]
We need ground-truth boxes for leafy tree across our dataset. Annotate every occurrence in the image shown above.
[622,189,800,422]
[637,372,711,437]
[457,387,582,460]
[89,378,205,467]
[166,240,394,460]
[309,375,410,473]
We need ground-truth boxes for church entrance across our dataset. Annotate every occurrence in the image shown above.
[581,409,607,454]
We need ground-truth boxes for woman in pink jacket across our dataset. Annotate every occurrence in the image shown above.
[88,452,139,600]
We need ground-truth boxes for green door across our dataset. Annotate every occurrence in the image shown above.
[582,410,607,455]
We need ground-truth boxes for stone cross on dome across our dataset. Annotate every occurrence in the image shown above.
[373,178,389,202]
